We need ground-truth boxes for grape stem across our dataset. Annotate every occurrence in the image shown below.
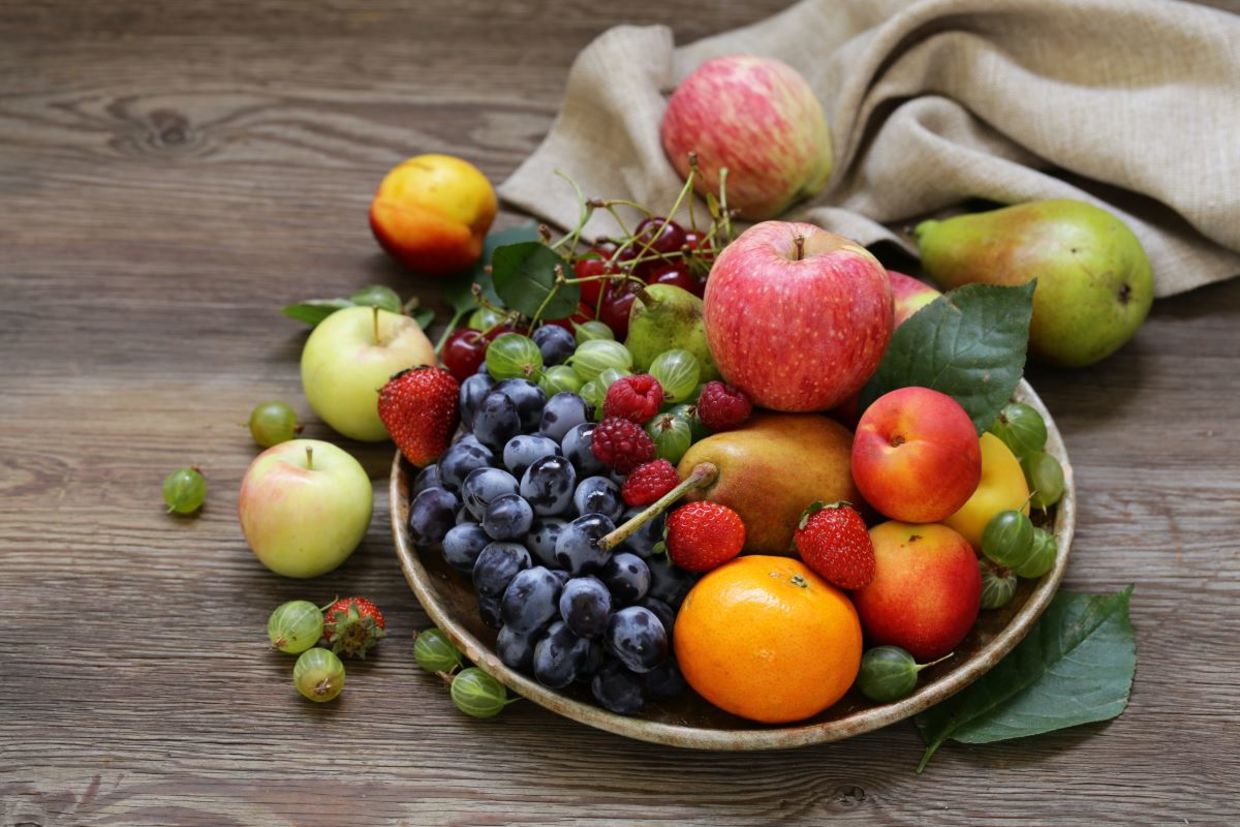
[597,462,718,552]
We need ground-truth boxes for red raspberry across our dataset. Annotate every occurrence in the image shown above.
[621,459,681,507]
[792,501,876,590]
[591,416,656,474]
[665,501,746,573]
[603,374,664,423]
[696,381,752,431]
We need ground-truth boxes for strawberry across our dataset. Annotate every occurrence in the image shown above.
[664,501,746,573]
[792,501,875,590]
[378,366,460,467]
[322,596,386,658]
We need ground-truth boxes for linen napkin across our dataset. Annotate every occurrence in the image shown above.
[499,0,1240,297]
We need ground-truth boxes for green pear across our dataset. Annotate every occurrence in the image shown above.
[624,284,720,380]
[915,199,1153,367]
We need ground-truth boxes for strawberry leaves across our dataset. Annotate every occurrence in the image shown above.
[862,282,1035,433]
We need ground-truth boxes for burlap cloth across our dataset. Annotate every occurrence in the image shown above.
[499,0,1240,297]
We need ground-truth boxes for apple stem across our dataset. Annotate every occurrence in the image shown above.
[372,305,381,345]
[597,462,719,552]
[305,445,314,471]
[793,234,805,261]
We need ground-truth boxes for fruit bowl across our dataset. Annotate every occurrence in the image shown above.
[390,380,1074,749]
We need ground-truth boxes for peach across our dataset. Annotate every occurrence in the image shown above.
[851,387,981,523]
[853,521,981,660]
[369,153,497,276]
[889,271,941,327]
[944,432,1031,549]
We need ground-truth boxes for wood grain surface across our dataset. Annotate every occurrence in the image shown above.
[2,1,1238,825]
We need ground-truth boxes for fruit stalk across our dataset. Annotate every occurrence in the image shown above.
[598,461,718,551]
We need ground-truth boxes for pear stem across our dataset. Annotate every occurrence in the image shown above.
[305,446,314,471]
[597,462,718,552]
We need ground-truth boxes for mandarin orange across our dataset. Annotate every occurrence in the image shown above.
[673,555,862,723]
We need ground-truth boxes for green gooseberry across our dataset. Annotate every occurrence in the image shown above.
[450,667,511,719]
[669,403,710,441]
[293,648,345,703]
[1023,452,1065,509]
[1014,527,1058,579]
[249,400,300,448]
[979,560,1018,610]
[981,509,1035,569]
[646,413,693,465]
[580,378,606,413]
[573,320,614,345]
[855,646,947,703]
[987,402,1047,459]
[486,333,543,381]
[569,339,633,381]
[538,365,583,396]
[163,467,206,514]
[349,284,402,313]
[649,349,701,404]
[267,600,324,654]
[413,628,464,673]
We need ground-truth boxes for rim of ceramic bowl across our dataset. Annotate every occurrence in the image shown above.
[390,379,1074,750]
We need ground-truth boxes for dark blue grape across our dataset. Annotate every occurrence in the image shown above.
[442,522,491,577]
[458,373,495,430]
[561,422,607,476]
[646,556,699,609]
[455,508,472,525]
[617,507,665,558]
[533,325,576,367]
[532,621,590,689]
[496,625,536,672]
[461,467,520,519]
[573,476,624,522]
[643,657,686,700]
[502,433,561,479]
[602,552,650,605]
[501,566,563,635]
[439,439,495,490]
[582,639,605,678]
[539,392,589,443]
[482,493,534,540]
[409,486,459,546]
[591,659,645,715]
[526,517,567,568]
[638,596,675,639]
[554,513,615,575]
[558,576,612,639]
[520,455,577,517]
[605,606,668,673]
[412,464,442,496]
[473,391,521,452]
[550,568,571,585]
[472,541,531,597]
[493,378,547,432]
[478,593,502,629]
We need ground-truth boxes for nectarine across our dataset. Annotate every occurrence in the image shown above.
[944,432,1031,549]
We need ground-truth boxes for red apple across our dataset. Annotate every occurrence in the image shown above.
[852,386,981,523]
[660,56,833,220]
[854,521,981,660]
[704,221,893,412]
[889,271,941,327]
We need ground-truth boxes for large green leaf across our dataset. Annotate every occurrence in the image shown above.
[915,586,1136,772]
[443,223,541,315]
[861,282,1035,433]
[490,241,579,320]
[280,298,354,327]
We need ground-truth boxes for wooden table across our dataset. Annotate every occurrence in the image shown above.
[3,2,1238,824]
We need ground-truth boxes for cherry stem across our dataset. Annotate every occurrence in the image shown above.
[597,462,719,552]
[914,652,955,672]
[305,445,314,471]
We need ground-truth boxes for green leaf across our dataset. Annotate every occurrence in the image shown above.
[915,586,1136,772]
[862,282,1035,433]
[443,223,541,315]
[349,284,402,313]
[281,298,355,327]
[412,307,435,330]
[490,241,579,320]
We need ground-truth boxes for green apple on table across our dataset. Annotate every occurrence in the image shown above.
[300,305,435,441]
[238,438,373,578]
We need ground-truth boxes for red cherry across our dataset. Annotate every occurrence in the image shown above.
[634,217,687,256]
[574,257,614,308]
[647,263,698,293]
[690,276,708,298]
[682,229,711,253]
[544,302,596,332]
[441,328,488,381]
[601,284,639,339]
